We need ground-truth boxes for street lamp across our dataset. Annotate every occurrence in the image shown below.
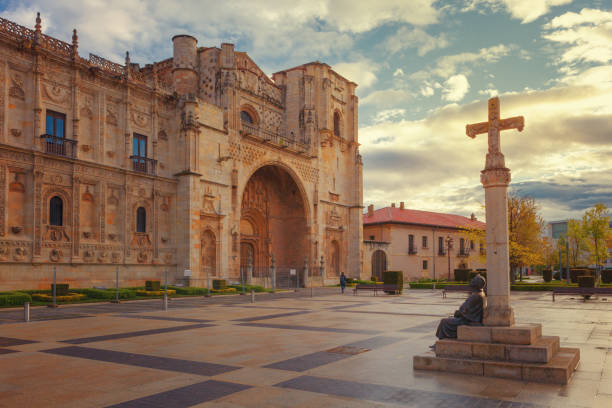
[445,235,454,280]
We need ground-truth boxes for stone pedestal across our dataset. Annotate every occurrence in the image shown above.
[413,324,580,384]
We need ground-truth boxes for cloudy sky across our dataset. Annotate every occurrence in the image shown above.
[1,0,610,221]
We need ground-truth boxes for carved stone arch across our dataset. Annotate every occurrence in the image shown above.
[201,228,218,276]
[333,109,343,138]
[42,187,72,226]
[241,160,311,227]
[240,104,259,125]
[130,200,152,234]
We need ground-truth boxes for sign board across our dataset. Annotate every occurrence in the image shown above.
[184,269,192,277]
[289,269,296,276]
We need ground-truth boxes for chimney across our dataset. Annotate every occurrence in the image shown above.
[391,203,395,208]
[400,202,405,210]
[367,204,374,217]
[471,213,476,221]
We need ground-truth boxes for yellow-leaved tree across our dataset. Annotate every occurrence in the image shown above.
[507,194,545,282]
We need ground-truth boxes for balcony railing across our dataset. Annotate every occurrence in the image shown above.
[130,155,157,176]
[438,250,446,256]
[458,249,470,257]
[241,121,309,153]
[40,134,77,158]
[408,246,418,255]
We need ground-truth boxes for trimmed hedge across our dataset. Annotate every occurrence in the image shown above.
[51,283,69,296]
[145,280,161,291]
[543,269,552,282]
[409,282,468,289]
[74,288,138,300]
[213,279,227,290]
[0,292,32,306]
[383,271,403,294]
[32,293,86,302]
[578,276,595,288]
[136,289,176,296]
[553,271,560,280]
[454,269,471,282]
[602,269,612,284]
[228,284,267,293]
[168,286,208,295]
[570,269,590,283]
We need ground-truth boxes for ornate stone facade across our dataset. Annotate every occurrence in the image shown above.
[0,14,363,289]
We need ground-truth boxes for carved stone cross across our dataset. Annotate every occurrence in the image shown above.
[466,97,524,168]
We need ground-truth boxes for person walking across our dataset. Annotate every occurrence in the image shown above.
[340,272,347,294]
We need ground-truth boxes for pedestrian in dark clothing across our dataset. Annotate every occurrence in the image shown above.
[340,272,347,294]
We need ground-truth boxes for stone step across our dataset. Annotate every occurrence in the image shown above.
[413,347,580,385]
[457,324,542,345]
[435,335,560,363]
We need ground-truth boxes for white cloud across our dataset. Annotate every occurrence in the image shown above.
[360,89,413,108]
[442,74,470,101]
[360,79,612,220]
[543,8,612,67]
[1,0,439,70]
[385,27,449,56]
[393,68,405,77]
[421,86,435,96]
[478,88,499,97]
[333,60,379,89]
[462,0,573,23]
[325,0,440,32]
[373,109,407,124]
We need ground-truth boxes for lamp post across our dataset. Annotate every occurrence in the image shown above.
[445,235,454,280]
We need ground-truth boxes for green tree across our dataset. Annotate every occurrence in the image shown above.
[582,203,611,279]
[508,194,545,282]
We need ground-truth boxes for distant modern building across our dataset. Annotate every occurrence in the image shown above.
[363,203,486,282]
[546,220,612,269]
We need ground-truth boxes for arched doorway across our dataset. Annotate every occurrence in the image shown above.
[372,250,387,281]
[240,165,308,285]
[201,230,217,276]
[329,240,340,276]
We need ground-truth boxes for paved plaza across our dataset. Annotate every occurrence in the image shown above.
[0,289,611,407]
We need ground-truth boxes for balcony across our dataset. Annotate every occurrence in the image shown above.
[408,246,418,255]
[241,122,309,154]
[438,250,446,256]
[130,155,157,176]
[40,134,77,158]
[458,249,470,257]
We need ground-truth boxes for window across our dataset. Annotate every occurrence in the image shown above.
[408,234,415,253]
[333,112,340,137]
[240,110,254,124]
[422,236,428,248]
[470,240,475,250]
[460,238,465,254]
[49,196,63,226]
[423,260,428,270]
[369,235,375,240]
[133,133,147,158]
[438,237,444,254]
[46,111,65,138]
[136,207,146,233]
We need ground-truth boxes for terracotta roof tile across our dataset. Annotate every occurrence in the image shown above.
[364,207,485,230]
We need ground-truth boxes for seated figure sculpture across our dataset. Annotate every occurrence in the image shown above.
[435,274,487,340]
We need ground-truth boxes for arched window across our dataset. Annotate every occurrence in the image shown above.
[136,207,146,233]
[49,196,63,226]
[240,110,254,124]
[333,112,341,137]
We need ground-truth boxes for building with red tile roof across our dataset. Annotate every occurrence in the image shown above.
[363,203,486,282]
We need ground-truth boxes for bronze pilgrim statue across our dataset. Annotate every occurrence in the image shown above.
[435,274,487,340]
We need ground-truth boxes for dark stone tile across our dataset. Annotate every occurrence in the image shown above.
[338,310,445,318]
[63,323,213,344]
[42,346,239,376]
[399,321,440,333]
[107,379,251,407]
[275,376,548,408]
[343,336,405,350]
[264,351,350,372]
[234,311,311,322]
[237,322,380,335]
[0,348,19,354]
[0,337,38,347]
[115,315,212,323]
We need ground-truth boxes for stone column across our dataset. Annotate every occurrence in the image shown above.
[481,167,514,326]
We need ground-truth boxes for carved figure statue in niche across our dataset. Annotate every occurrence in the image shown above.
[49,248,61,262]
[97,252,108,263]
[14,247,27,261]
[137,251,148,263]
[434,274,487,342]
[111,252,121,263]
[0,247,9,261]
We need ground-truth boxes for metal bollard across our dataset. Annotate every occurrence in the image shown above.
[250,289,255,303]
[163,294,168,311]
[24,302,30,322]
